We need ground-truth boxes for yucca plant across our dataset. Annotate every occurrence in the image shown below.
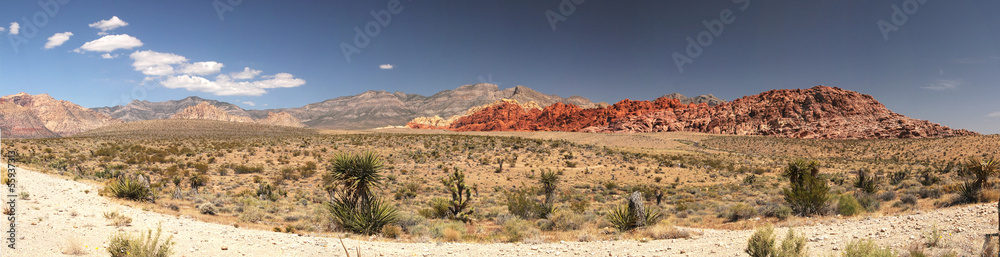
[329,196,397,235]
[606,192,661,232]
[441,168,474,222]
[854,168,877,194]
[323,151,397,235]
[106,173,154,202]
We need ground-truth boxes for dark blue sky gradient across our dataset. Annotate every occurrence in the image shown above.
[2,1,998,133]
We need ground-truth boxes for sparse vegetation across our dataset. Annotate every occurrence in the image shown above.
[842,239,895,257]
[744,225,808,257]
[325,152,397,235]
[782,160,829,216]
[106,225,175,257]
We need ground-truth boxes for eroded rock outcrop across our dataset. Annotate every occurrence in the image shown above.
[170,102,254,123]
[257,112,306,128]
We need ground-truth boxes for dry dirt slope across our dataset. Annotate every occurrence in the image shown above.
[1,165,997,257]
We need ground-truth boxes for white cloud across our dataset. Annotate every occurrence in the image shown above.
[89,16,129,32]
[101,53,118,59]
[160,72,306,96]
[988,111,1000,118]
[921,79,961,91]
[9,22,20,35]
[180,61,225,75]
[229,67,262,80]
[241,101,256,107]
[44,32,74,49]
[0,27,5,32]
[379,64,394,70]
[130,50,188,76]
[78,34,143,52]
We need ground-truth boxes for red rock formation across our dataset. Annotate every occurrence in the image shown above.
[432,86,978,139]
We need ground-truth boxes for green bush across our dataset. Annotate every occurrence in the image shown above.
[107,226,174,257]
[782,160,829,216]
[504,188,540,219]
[549,209,585,231]
[854,168,878,194]
[501,217,536,242]
[106,173,154,202]
[420,197,450,219]
[745,225,808,257]
[745,226,776,257]
[842,239,895,257]
[760,204,792,220]
[837,194,863,216]
[727,203,757,222]
[855,192,880,212]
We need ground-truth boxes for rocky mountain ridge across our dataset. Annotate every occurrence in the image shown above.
[1,93,121,138]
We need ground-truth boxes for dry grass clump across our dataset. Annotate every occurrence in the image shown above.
[61,236,86,255]
[638,221,691,239]
[106,225,174,257]
[103,210,132,227]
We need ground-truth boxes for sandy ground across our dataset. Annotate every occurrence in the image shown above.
[2,163,998,257]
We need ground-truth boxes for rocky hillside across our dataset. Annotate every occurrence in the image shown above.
[1,93,121,138]
[661,93,725,106]
[256,111,306,128]
[431,86,977,139]
[407,99,544,129]
[94,96,251,122]
[251,84,598,130]
[169,102,254,122]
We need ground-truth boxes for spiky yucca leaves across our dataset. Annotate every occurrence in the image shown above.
[107,225,174,257]
[441,168,474,222]
[968,157,999,190]
[606,192,661,232]
[329,196,397,235]
[325,151,384,205]
[106,173,154,202]
[854,168,877,194]
[782,160,829,216]
[323,152,397,235]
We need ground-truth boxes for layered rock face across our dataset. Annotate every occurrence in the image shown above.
[94,96,252,122]
[257,112,306,128]
[407,99,543,129]
[1,93,121,138]
[170,102,254,122]
[425,86,978,139]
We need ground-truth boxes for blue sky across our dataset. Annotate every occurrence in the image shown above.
[2,1,999,134]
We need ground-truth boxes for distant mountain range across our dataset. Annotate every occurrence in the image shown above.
[6,83,964,140]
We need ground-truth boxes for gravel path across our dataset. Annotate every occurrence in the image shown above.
[2,164,997,257]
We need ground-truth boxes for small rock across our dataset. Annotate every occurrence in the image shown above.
[222,247,228,250]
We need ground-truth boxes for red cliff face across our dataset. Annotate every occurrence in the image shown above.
[433,86,978,139]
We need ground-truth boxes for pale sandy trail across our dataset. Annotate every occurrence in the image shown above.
[2,164,996,257]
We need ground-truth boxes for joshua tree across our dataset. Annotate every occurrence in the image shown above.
[441,168,474,222]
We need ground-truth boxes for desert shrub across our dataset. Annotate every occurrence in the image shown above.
[745,226,776,257]
[329,196,398,235]
[394,211,427,233]
[854,168,878,194]
[107,226,174,257]
[842,239,895,257]
[106,173,154,202]
[889,170,908,185]
[504,188,540,219]
[239,207,264,223]
[62,236,85,255]
[876,190,896,202]
[381,224,403,239]
[501,217,536,242]
[745,225,808,257]
[232,164,263,174]
[420,197,450,219]
[549,210,584,231]
[781,160,829,216]
[103,211,132,227]
[760,203,792,220]
[197,203,216,215]
[837,194,863,216]
[919,169,941,186]
[854,192,880,212]
[569,198,590,214]
[726,203,757,222]
[535,219,554,231]
[900,194,918,205]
